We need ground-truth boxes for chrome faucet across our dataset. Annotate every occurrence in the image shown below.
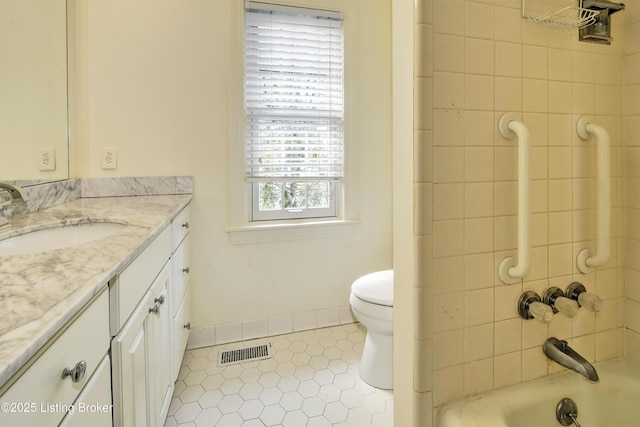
[0,182,29,203]
[0,182,29,227]
[543,337,599,382]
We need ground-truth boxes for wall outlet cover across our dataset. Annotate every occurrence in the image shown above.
[39,148,56,171]
[101,147,117,169]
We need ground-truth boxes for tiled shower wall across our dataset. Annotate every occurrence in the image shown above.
[624,3,640,358]
[413,0,435,424]
[414,0,628,423]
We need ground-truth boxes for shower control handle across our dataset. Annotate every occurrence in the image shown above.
[566,282,603,312]
[518,291,553,323]
[543,287,579,318]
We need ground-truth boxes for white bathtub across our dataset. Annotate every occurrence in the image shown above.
[437,358,640,427]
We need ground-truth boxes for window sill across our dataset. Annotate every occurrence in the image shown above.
[227,219,360,245]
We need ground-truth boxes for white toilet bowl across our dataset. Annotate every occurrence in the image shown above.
[349,270,393,389]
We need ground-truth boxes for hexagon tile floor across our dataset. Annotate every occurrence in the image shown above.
[164,323,394,427]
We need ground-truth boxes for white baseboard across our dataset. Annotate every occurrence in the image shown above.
[187,305,356,349]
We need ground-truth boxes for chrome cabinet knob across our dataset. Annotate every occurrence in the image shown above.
[182,266,190,274]
[181,222,189,229]
[155,295,165,305]
[149,304,159,315]
[62,360,87,383]
[184,322,191,330]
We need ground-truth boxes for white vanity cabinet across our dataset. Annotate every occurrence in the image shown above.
[0,289,110,427]
[111,226,173,427]
[0,198,192,427]
[111,201,191,427]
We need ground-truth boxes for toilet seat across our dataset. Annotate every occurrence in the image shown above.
[350,292,393,321]
[351,270,393,307]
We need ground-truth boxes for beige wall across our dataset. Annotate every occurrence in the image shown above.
[69,0,392,331]
[414,0,628,424]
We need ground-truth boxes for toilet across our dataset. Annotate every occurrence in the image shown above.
[349,269,393,389]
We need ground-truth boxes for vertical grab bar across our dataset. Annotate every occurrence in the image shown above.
[498,114,531,284]
[576,117,610,274]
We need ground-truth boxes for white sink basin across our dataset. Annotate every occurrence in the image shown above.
[0,222,126,256]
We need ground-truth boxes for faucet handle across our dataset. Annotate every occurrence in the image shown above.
[578,292,603,312]
[566,282,603,312]
[543,287,579,318]
[528,301,554,323]
[554,297,580,317]
[518,291,553,323]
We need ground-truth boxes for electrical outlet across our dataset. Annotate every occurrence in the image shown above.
[39,148,56,171]
[101,147,117,169]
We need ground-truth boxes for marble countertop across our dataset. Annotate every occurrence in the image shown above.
[0,194,191,388]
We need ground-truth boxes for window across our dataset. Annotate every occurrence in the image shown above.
[244,2,344,221]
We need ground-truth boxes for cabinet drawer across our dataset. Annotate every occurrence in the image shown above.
[59,355,112,427]
[0,290,109,427]
[170,234,191,317]
[172,284,191,381]
[171,204,190,253]
[110,226,171,335]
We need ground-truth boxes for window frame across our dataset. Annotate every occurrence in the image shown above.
[228,0,357,235]
[250,180,340,221]
[244,2,346,222]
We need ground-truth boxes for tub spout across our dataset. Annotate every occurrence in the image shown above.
[543,337,599,382]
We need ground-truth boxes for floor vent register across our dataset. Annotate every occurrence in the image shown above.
[217,343,272,366]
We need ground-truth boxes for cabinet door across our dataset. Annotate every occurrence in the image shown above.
[147,263,173,426]
[172,284,192,381]
[112,291,152,427]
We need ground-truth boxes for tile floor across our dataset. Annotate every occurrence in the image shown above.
[165,323,394,427]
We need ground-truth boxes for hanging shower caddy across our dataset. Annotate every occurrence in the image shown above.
[521,0,600,29]
[522,0,625,44]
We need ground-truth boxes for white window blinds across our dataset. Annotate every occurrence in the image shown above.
[244,2,344,181]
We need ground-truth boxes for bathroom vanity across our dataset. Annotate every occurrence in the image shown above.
[0,194,191,426]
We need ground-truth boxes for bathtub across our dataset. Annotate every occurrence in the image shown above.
[437,358,640,427]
